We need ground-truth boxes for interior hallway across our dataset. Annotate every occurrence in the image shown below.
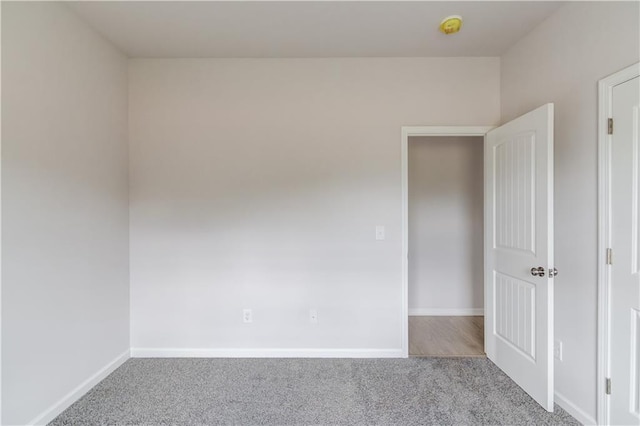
[409,316,485,357]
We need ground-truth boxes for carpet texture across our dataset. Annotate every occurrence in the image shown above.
[50,358,579,425]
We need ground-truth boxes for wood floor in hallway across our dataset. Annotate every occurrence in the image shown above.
[409,316,485,357]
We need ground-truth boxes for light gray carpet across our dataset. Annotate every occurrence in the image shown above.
[50,358,579,425]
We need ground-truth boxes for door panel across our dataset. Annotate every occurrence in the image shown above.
[494,133,536,254]
[495,272,535,359]
[485,103,554,411]
[610,75,640,426]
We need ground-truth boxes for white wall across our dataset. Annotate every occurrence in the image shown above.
[500,2,640,423]
[129,58,500,354]
[408,136,484,315]
[1,3,130,424]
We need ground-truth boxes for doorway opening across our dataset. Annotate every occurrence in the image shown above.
[407,134,485,357]
[401,126,492,357]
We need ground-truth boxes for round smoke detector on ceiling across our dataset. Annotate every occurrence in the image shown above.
[439,15,463,35]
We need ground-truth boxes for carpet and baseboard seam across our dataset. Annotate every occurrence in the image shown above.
[130,348,403,358]
[554,391,596,425]
[27,349,130,426]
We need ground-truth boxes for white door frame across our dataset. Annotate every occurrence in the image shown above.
[597,62,640,426]
[401,126,494,357]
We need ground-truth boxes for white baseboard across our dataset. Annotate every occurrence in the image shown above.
[131,348,404,358]
[409,308,484,316]
[27,349,130,426]
[555,391,596,426]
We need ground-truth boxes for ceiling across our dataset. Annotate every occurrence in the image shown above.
[68,1,564,58]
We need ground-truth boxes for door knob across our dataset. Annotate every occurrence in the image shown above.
[549,268,558,277]
[530,266,545,277]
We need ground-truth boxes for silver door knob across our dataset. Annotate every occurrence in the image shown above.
[549,268,558,277]
[531,267,545,277]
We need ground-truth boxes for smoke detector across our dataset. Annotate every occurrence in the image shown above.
[439,15,463,35]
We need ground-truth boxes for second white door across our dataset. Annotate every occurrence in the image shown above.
[610,75,640,426]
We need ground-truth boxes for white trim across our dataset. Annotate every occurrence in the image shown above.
[408,308,484,316]
[131,348,403,358]
[0,2,4,422]
[597,62,640,426]
[401,125,494,358]
[555,391,597,426]
[27,349,130,426]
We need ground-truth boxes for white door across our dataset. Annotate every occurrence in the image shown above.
[610,75,640,426]
[484,103,555,411]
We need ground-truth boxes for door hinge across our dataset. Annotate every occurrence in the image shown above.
[608,118,614,135]
[606,248,613,265]
[606,377,612,395]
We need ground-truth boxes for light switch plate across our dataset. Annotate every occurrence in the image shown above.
[554,339,563,361]
[375,225,385,241]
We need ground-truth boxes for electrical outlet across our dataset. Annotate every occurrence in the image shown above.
[554,339,563,361]
[309,309,318,324]
[243,309,252,323]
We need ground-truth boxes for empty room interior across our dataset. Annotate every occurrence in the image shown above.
[1,1,639,425]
